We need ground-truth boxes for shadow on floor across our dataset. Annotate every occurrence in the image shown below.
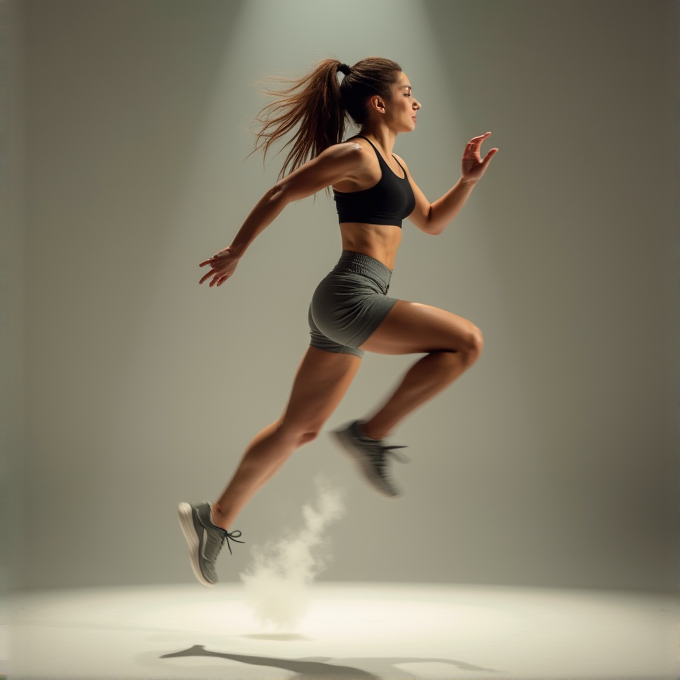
[160,644,501,679]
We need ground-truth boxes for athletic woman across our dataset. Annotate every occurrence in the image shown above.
[178,57,498,587]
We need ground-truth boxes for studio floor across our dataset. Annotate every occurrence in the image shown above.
[3,582,677,680]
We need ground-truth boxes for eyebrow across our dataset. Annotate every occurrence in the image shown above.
[401,85,412,90]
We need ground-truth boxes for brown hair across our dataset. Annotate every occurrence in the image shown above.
[247,56,402,195]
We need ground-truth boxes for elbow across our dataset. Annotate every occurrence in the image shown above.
[425,206,445,235]
[268,183,288,205]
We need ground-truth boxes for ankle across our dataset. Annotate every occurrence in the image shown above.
[210,503,229,531]
[358,420,388,441]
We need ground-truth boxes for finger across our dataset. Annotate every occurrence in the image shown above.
[480,149,497,167]
[199,270,215,284]
[469,132,491,146]
[199,259,214,267]
[468,133,488,144]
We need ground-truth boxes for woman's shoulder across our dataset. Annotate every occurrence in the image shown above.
[335,136,382,164]
[319,137,373,167]
[335,135,367,152]
[338,136,409,175]
[326,137,379,192]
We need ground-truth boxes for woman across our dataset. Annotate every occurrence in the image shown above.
[178,57,498,587]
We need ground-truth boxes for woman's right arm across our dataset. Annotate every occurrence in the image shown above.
[199,141,363,287]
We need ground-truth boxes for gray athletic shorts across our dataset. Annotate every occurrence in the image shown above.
[308,251,398,358]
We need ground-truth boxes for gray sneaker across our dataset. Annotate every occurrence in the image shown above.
[177,501,244,587]
[332,420,409,498]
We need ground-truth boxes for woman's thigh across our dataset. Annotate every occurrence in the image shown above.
[358,300,483,356]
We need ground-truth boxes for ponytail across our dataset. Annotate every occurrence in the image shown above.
[247,56,402,194]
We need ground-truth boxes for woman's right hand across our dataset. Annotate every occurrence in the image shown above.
[199,246,240,287]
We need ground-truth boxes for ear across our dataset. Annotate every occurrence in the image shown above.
[368,95,386,114]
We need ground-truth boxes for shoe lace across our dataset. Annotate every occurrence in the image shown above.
[216,528,245,556]
[364,441,410,472]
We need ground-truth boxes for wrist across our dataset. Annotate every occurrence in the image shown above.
[228,244,245,259]
[459,177,478,186]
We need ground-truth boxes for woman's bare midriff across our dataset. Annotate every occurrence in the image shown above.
[339,222,402,271]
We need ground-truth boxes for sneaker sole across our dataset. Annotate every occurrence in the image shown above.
[331,429,400,499]
[178,502,214,588]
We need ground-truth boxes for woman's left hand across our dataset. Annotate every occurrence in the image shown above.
[461,132,498,184]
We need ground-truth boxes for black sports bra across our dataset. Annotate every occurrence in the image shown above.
[333,135,416,228]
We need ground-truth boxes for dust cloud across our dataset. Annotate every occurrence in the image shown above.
[240,474,346,630]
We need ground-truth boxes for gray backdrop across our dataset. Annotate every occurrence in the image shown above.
[3,0,678,592]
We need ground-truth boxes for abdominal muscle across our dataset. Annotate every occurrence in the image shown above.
[339,222,402,271]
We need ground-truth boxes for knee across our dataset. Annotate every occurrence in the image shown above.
[466,325,484,361]
[297,429,320,446]
[456,324,484,367]
[278,420,322,447]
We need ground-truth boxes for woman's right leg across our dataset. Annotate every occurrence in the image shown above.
[356,300,484,440]
[210,346,361,531]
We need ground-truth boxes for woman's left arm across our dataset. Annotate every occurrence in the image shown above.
[399,132,498,236]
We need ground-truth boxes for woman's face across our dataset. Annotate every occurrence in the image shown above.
[387,72,421,132]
